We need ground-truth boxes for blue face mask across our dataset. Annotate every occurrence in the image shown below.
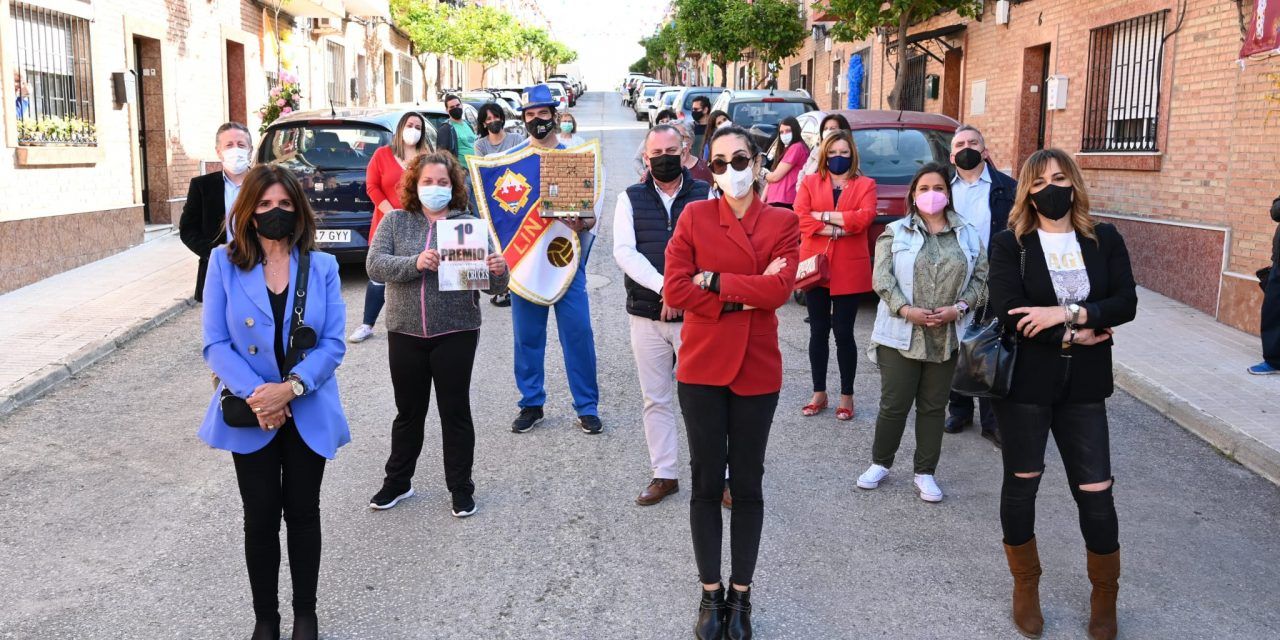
[418,185,453,212]
[827,155,853,175]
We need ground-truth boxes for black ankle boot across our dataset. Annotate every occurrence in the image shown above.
[291,612,318,640]
[694,584,726,640]
[251,618,280,640]
[725,586,752,640]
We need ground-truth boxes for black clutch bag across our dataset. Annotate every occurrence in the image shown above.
[220,389,260,427]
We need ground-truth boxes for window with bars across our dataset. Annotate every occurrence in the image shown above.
[788,63,801,91]
[1082,11,1168,152]
[325,41,347,106]
[398,55,413,103]
[10,1,96,145]
[355,54,367,105]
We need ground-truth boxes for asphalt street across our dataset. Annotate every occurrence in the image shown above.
[1,92,1278,640]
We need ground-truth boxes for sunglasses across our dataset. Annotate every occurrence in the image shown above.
[708,155,752,175]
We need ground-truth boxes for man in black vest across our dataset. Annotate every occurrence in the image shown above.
[613,124,710,506]
[179,122,253,302]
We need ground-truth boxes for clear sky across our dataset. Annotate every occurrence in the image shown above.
[535,0,669,90]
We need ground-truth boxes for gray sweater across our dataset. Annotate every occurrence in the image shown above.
[366,208,509,338]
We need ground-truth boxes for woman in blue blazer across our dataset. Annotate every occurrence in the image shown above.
[200,164,349,640]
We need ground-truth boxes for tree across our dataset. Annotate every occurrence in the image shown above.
[747,0,808,74]
[641,24,681,82]
[539,40,577,79]
[674,0,751,87]
[455,4,521,86]
[390,0,460,99]
[629,57,651,75]
[516,26,552,85]
[824,0,982,109]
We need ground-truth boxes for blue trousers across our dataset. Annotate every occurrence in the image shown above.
[511,267,599,416]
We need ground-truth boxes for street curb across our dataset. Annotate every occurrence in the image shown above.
[0,297,194,419]
[1115,361,1280,486]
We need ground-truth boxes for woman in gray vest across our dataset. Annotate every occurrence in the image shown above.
[858,163,987,503]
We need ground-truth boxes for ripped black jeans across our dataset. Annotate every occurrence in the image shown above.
[993,400,1119,554]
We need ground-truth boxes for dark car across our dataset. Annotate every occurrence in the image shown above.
[257,106,444,263]
[710,89,819,153]
[671,86,726,121]
[796,108,959,258]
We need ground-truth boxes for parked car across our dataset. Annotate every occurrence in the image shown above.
[671,86,726,122]
[550,74,582,97]
[544,82,571,110]
[648,87,681,127]
[256,106,445,263]
[795,108,959,259]
[546,80,575,107]
[710,89,819,152]
[624,78,658,107]
[633,84,675,120]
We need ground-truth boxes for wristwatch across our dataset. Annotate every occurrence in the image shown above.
[287,374,305,397]
[697,271,714,291]
[1068,303,1082,326]
[954,301,970,316]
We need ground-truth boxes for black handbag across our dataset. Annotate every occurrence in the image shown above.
[219,251,312,427]
[951,247,1024,399]
[1258,266,1272,292]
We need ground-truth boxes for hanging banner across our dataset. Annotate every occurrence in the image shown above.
[1240,0,1280,58]
[468,141,603,306]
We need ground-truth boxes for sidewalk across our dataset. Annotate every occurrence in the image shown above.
[1114,287,1280,484]
[0,233,195,416]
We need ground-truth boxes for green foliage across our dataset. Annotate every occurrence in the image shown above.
[823,0,983,43]
[629,57,651,74]
[389,0,461,60]
[16,115,97,146]
[455,5,521,70]
[674,0,751,69]
[747,0,808,66]
[641,23,683,77]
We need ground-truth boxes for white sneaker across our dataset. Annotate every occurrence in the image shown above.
[347,324,374,343]
[857,464,890,490]
[914,474,944,503]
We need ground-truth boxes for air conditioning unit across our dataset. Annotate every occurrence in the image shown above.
[825,37,832,52]
[996,0,1011,26]
[310,17,340,36]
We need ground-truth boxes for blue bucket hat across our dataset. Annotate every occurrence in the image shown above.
[520,84,559,112]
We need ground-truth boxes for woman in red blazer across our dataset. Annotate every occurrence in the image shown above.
[793,130,877,421]
[664,126,799,640]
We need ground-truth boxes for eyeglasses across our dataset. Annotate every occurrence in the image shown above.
[708,155,752,175]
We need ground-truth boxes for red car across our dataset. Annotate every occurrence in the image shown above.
[795,109,960,258]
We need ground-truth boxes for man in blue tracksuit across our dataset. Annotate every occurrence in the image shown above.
[505,84,602,435]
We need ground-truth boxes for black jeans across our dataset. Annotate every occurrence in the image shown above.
[805,287,859,395]
[361,280,385,327]
[678,382,778,586]
[1262,264,1280,367]
[994,400,1119,554]
[232,421,327,622]
[383,330,479,497]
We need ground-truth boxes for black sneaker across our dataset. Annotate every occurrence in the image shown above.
[577,414,603,435]
[451,493,477,518]
[369,486,414,510]
[491,292,511,307]
[511,406,544,433]
[943,415,972,434]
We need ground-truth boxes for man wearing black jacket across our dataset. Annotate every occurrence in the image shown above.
[612,125,710,506]
[944,124,1017,445]
[1251,194,1280,375]
[178,122,253,302]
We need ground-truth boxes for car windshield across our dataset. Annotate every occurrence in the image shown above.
[262,124,389,171]
[642,87,659,97]
[548,87,564,96]
[662,92,678,106]
[852,128,955,185]
[728,101,813,131]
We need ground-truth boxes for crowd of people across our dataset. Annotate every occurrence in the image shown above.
[181,81,1148,640]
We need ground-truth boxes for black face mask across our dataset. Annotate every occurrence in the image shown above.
[1030,184,1075,221]
[485,120,503,135]
[954,147,984,171]
[255,206,297,240]
[448,106,464,120]
[526,116,556,140]
[691,109,705,121]
[649,153,683,183]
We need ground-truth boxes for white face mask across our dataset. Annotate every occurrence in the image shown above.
[717,121,732,130]
[402,127,422,145]
[220,147,251,175]
[779,132,792,146]
[418,185,452,212]
[714,163,756,199]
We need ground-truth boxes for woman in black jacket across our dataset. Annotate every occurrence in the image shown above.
[987,148,1137,640]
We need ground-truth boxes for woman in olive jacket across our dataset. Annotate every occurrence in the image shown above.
[987,148,1137,640]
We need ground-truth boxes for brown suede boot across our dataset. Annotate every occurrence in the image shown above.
[1087,549,1120,640]
[1003,538,1044,639]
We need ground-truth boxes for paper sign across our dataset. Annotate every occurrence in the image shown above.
[437,219,490,291]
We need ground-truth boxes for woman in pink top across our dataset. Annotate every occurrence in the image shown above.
[350,112,429,343]
[762,117,809,209]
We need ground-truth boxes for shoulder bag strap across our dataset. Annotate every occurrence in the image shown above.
[283,250,311,372]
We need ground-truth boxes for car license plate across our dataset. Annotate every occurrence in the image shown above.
[315,230,351,244]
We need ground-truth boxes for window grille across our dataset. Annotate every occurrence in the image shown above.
[399,55,413,103]
[325,41,346,106]
[11,1,96,145]
[1081,11,1168,152]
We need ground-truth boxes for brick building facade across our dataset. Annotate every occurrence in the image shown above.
[0,0,458,294]
[693,0,1277,335]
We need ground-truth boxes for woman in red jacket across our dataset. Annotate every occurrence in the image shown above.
[794,130,877,420]
[350,112,429,343]
[664,125,799,640]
